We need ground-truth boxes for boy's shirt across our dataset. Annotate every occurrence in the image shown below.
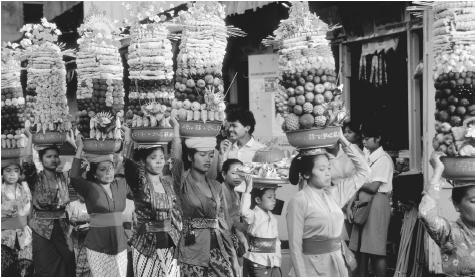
[241,192,281,267]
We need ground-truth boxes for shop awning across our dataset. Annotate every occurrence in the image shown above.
[224,1,277,16]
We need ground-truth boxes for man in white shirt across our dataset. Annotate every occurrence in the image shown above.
[218,110,265,192]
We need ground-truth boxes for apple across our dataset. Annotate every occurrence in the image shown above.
[456,106,466,116]
[293,105,303,115]
[296,95,306,105]
[314,94,325,104]
[304,82,315,92]
[295,86,305,95]
[306,75,314,82]
[305,92,314,103]
[437,110,450,122]
[287,88,295,97]
[448,105,456,114]
[450,115,462,126]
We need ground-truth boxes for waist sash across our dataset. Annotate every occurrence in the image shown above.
[89,212,123,227]
[186,218,219,229]
[302,238,341,255]
[1,216,28,230]
[139,219,172,233]
[249,235,277,253]
[35,210,66,220]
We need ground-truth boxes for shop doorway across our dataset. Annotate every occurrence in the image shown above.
[349,34,409,152]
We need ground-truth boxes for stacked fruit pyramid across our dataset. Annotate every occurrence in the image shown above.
[76,15,124,140]
[22,19,71,135]
[1,44,26,151]
[432,1,475,158]
[172,1,227,123]
[265,2,346,132]
[126,21,175,128]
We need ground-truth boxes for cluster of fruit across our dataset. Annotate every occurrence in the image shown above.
[1,48,26,149]
[24,38,70,133]
[433,71,475,156]
[432,1,475,157]
[170,98,226,122]
[279,68,346,131]
[77,79,124,138]
[76,14,124,140]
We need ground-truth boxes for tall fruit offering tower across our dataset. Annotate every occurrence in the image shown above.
[76,14,125,153]
[264,2,346,149]
[431,1,475,180]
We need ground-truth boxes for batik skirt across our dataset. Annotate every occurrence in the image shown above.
[1,243,33,277]
[180,248,234,277]
[132,246,179,277]
[86,248,128,277]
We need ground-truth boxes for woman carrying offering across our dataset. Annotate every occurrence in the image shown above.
[241,175,282,277]
[286,130,370,277]
[171,118,239,277]
[1,134,34,277]
[24,129,76,276]
[70,137,129,277]
[418,152,474,276]
[122,125,182,277]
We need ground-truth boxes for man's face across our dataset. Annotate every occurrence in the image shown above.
[228,121,250,141]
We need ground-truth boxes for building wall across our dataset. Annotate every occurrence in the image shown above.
[1,2,24,42]
[1,1,80,43]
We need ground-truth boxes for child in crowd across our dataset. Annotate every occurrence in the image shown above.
[241,175,281,277]
[221,159,249,275]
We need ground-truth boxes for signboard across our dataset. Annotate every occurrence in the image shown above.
[248,54,285,140]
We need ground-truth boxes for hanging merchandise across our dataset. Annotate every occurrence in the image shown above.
[359,37,398,87]
[20,19,72,145]
[431,1,475,175]
[1,43,27,154]
[75,14,125,153]
[263,2,346,149]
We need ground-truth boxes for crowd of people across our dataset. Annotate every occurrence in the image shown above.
[1,109,474,277]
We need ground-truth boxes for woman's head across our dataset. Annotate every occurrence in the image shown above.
[289,153,331,189]
[183,138,216,173]
[38,146,60,171]
[2,163,21,185]
[452,185,475,225]
[251,187,276,211]
[86,160,115,185]
[220,159,243,186]
[135,147,166,175]
[343,121,362,145]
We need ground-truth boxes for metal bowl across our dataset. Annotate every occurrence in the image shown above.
[131,127,174,143]
[441,156,475,181]
[83,139,122,155]
[285,126,341,149]
[32,131,67,146]
[178,121,222,138]
[1,148,21,159]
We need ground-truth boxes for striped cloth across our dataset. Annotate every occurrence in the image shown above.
[86,248,127,277]
[132,246,179,277]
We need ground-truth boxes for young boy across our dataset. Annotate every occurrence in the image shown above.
[241,175,281,277]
